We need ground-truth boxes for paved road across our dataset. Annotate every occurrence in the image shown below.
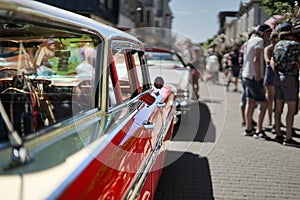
[154,76,300,200]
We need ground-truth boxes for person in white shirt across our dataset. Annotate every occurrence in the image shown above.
[242,24,272,139]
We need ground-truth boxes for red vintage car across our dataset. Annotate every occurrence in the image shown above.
[145,48,194,122]
[0,1,176,199]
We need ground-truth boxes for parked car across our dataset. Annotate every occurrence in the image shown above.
[0,1,176,199]
[145,48,194,119]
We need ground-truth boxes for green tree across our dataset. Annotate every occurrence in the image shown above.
[261,0,299,21]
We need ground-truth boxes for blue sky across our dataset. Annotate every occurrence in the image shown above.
[169,0,241,43]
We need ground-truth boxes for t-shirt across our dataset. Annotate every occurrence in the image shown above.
[229,51,239,67]
[273,40,300,76]
[242,36,264,79]
[206,54,219,72]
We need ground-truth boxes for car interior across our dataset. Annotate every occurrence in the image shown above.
[0,19,101,140]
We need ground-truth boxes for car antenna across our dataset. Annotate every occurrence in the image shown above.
[0,100,34,170]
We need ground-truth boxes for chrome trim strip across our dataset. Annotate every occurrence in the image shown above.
[125,104,175,200]
[108,90,152,113]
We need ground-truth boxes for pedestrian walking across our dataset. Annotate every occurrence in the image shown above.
[271,22,300,147]
[205,44,222,84]
[189,46,203,99]
[226,46,240,92]
[221,49,230,77]
[205,48,220,84]
[241,24,272,139]
[179,39,202,99]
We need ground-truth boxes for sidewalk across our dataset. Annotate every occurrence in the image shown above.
[154,76,300,200]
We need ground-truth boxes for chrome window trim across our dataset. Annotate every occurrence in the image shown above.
[107,89,151,113]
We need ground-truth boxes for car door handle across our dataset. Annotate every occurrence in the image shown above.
[143,121,155,129]
[156,102,165,107]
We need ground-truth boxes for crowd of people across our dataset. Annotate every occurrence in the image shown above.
[179,20,300,148]
[222,21,300,148]
[236,21,300,148]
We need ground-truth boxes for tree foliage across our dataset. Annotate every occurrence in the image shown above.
[261,0,299,21]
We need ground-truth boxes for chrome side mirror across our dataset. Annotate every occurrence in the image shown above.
[154,76,164,90]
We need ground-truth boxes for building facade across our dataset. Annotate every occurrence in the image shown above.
[36,0,172,30]
[37,0,120,26]
[237,0,269,35]
[215,0,269,51]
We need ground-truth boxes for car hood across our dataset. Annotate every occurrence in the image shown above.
[148,65,190,89]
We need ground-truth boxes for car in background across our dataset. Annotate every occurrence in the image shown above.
[145,48,194,121]
[0,1,176,199]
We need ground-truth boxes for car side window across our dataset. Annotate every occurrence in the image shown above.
[133,52,151,91]
[0,19,102,140]
[114,51,131,100]
[109,49,146,106]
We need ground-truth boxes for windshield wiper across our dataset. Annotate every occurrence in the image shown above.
[0,100,34,169]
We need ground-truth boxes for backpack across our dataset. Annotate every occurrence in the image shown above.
[274,40,300,75]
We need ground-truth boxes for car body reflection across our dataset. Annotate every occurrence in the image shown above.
[0,1,177,199]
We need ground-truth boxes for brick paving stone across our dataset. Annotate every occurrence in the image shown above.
[154,80,300,200]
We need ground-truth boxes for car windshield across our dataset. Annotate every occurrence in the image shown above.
[0,19,102,140]
[146,51,184,67]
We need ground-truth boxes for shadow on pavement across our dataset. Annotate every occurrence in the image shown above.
[154,152,214,200]
[154,101,215,199]
[173,101,216,142]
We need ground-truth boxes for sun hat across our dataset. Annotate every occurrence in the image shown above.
[256,24,272,33]
[277,22,294,40]
[278,22,292,32]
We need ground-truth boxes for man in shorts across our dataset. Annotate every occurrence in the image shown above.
[242,24,272,139]
[272,22,300,147]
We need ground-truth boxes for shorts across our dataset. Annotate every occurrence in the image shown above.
[243,77,267,102]
[232,66,240,77]
[191,69,200,80]
[275,75,298,102]
[264,65,275,86]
